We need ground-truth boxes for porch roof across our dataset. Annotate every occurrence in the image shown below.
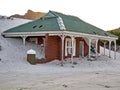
[2,10,117,39]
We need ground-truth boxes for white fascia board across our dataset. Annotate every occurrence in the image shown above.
[2,30,118,40]
[63,31,118,40]
[2,31,64,37]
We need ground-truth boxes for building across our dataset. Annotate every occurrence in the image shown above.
[2,10,118,64]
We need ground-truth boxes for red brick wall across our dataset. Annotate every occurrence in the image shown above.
[37,37,43,45]
[45,34,61,61]
[97,40,100,53]
[84,39,89,56]
[76,37,80,57]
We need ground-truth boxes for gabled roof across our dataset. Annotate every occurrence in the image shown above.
[3,10,117,38]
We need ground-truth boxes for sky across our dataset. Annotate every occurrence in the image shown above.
[0,0,120,30]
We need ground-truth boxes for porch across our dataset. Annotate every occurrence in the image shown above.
[21,32,117,65]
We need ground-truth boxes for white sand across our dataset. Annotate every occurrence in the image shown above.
[0,17,120,90]
[0,72,120,90]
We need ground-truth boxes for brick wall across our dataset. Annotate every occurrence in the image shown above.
[98,40,100,53]
[45,34,61,61]
[37,37,43,45]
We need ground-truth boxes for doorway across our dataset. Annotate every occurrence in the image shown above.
[80,41,84,58]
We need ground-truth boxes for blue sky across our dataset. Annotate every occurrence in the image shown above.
[0,0,120,30]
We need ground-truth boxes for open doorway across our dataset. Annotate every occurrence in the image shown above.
[80,41,84,58]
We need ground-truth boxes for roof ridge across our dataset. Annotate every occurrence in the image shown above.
[48,10,66,30]
[57,16,66,30]
[49,10,59,17]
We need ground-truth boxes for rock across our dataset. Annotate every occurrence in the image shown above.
[11,10,46,20]
[62,84,68,88]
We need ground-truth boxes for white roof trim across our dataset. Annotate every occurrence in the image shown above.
[2,30,117,40]
[63,31,118,40]
[57,16,66,30]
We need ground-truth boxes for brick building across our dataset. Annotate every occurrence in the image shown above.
[2,11,118,64]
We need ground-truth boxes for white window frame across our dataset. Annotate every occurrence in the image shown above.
[65,38,76,56]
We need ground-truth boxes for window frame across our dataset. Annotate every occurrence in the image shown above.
[65,38,76,56]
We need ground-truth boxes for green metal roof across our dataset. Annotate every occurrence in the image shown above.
[3,10,117,38]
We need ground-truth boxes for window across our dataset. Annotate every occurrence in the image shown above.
[33,25,37,28]
[39,25,43,28]
[65,38,76,56]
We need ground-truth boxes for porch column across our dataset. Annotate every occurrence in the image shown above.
[109,40,112,58]
[22,36,27,45]
[88,38,91,59]
[71,36,74,64]
[114,40,116,59]
[61,35,65,66]
[95,39,98,58]
[103,41,106,55]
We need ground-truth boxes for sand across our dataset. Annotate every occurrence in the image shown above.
[0,72,120,90]
[1,17,120,90]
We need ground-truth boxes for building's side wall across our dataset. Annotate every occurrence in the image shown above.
[37,37,43,45]
[45,34,61,61]
[98,40,100,53]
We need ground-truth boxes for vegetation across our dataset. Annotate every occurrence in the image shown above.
[108,28,120,45]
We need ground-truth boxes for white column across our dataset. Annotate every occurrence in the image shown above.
[88,38,91,59]
[22,36,27,45]
[109,40,112,58]
[95,39,98,58]
[60,35,65,66]
[71,36,74,64]
[103,41,106,55]
[114,40,116,59]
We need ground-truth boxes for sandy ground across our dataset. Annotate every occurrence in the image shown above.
[0,72,120,90]
[1,17,120,90]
